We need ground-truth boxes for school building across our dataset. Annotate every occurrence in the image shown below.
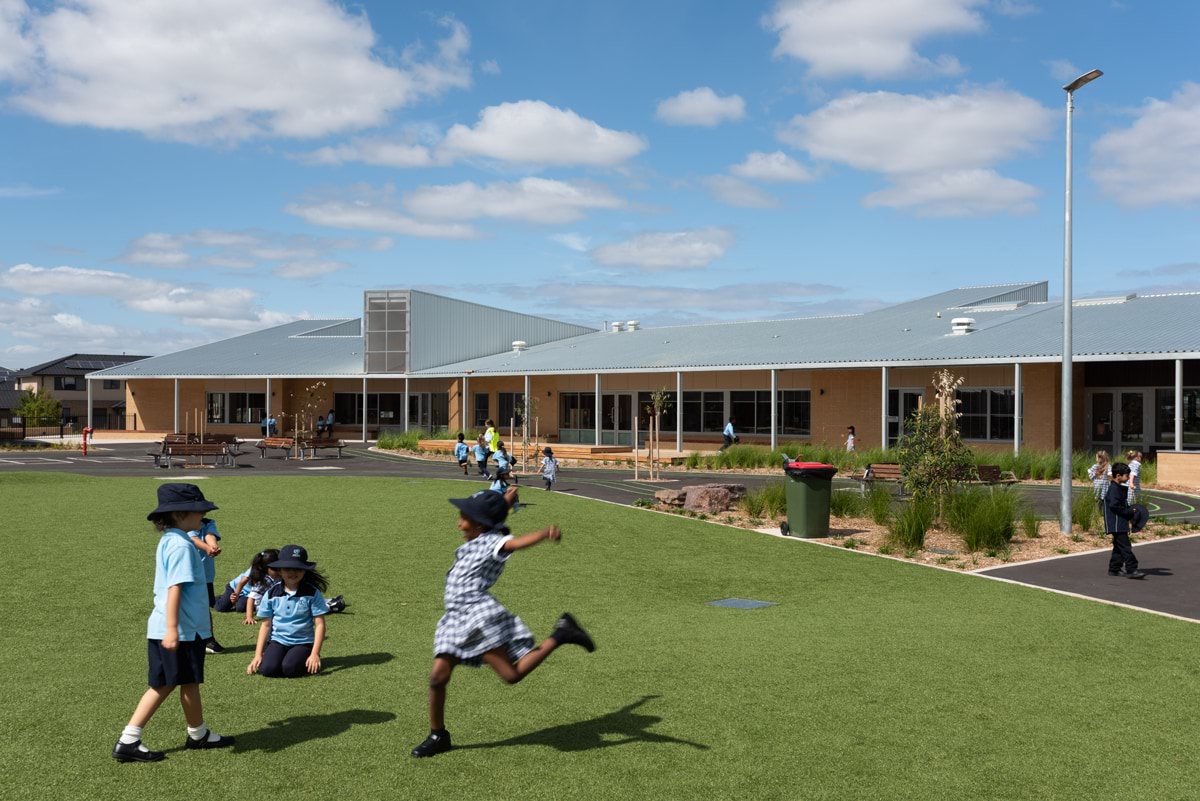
[86,282,1200,458]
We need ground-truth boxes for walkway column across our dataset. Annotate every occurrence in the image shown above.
[880,367,889,451]
[1177,359,1184,452]
[404,378,410,432]
[770,368,778,451]
[594,373,601,446]
[173,378,180,434]
[676,371,683,452]
[87,378,93,430]
[523,374,531,447]
[361,378,368,442]
[1014,363,1022,455]
[462,375,470,432]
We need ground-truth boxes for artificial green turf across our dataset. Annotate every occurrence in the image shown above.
[4,472,1200,800]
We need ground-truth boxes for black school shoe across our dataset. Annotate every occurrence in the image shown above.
[183,732,235,750]
[204,638,225,654]
[112,740,166,763]
[551,613,595,652]
[411,729,452,758]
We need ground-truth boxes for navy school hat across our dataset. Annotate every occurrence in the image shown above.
[1130,505,1150,534]
[147,483,218,520]
[270,544,317,570]
[450,491,509,530]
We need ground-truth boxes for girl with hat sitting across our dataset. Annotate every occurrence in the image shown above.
[246,545,331,678]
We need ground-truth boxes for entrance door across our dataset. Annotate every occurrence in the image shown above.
[887,389,924,447]
[409,393,430,430]
[601,393,634,446]
[1118,391,1145,453]
[1087,390,1146,454]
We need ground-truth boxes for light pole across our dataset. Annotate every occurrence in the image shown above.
[1060,68,1103,534]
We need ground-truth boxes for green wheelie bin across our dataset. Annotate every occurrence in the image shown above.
[779,460,838,537]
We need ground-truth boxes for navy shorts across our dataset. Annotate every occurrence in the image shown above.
[147,636,206,688]
[207,582,216,608]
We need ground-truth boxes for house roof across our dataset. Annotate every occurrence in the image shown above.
[0,388,24,409]
[17,353,151,377]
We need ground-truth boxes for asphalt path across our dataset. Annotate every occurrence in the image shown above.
[7,441,1200,621]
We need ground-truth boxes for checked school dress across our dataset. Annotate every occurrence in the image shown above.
[433,529,534,667]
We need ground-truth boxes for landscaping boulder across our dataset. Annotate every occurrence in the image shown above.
[654,489,687,507]
[683,483,747,514]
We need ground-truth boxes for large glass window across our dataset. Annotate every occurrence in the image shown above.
[956,388,1019,441]
[473,393,490,428]
[54,376,80,391]
[333,392,404,425]
[777,390,811,436]
[636,391,678,431]
[206,393,225,424]
[1156,388,1200,445]
[205,392,266,424]
[498,392,524,426]
[559,392,596,430]
[730,390,774,434]
[102,380,121,390]
[682,391,725,432]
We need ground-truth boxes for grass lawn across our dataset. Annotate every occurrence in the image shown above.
[4,472,1200,801]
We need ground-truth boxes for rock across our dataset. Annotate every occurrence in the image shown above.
[684,485,739,514]
[655,489,686,506]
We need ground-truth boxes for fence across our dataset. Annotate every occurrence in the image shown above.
[0,415,75,442]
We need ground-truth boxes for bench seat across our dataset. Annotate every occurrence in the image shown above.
[256,437,296,459]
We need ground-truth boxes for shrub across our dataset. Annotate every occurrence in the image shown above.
[946,487,1019,553]
[633,498,654,508]
[376,430,422,450]
[895,370,975,516]
[761,481,788,518]
[867,484,893,525]
[739,488,766,518]
[1021,508,1041,539]
[684,452,702,470]
[1071,491,1099,532]
[886,497,935,551]
[830,489,867,518]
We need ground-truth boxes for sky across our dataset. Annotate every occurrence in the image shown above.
[1,0,1198,369]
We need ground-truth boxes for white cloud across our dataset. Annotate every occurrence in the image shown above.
[551,233,590,252]
[780,87,1052,216]
[273,260,350,279]
[701,176,779,208]
[4,2,472,144]
[403,178,624,224]
[993,0,1038,16]
[480,59,500,75]
[764,0,984,79]
[730,151,816,182]
[590,228,735,271]
[1092,83,1200,207]
[656,87,746,127]
[1047,59,1081,83]
[0,183,60,198]
[299,139,441,168]
[285,200,478,239]
[0,0,33,81]
[439,100,647,167]
[120,228,379,268]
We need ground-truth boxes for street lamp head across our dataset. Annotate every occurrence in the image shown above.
[1063,69,1103,93]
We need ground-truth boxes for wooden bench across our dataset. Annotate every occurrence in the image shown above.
[848,463,905,495]
[302,439,346,459]
[256,437,296,459]
[168,443,239,468]
[973,464,1018,487]
[147,434,190,467]
[201,433,245,455]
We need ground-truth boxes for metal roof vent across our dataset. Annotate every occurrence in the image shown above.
[610,322,622,334]
[950,317,976,335]
[511,340,527,353]
[626,320,640,331]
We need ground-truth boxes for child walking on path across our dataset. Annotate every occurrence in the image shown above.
[112,484,234,763]
[1104,462,1149,579]
[541,446,559,491]
[189,517,225,654]
[247,545,329,678]
[845,425,856,453]
[411,491,595,758]
[1088,450,1111,512]
[1125,450,1143,504]
[454,433,470,475]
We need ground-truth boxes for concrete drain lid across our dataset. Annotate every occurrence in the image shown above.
[707,598,777,609]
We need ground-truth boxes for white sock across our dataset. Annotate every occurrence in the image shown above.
[187,723,209,741]
[119,725,148,750]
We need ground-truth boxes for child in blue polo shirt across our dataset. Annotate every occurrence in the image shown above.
[112,484,234,763]
[247,545,330,678]
[454,433,470,475]
[473,433,491,479]
[214,548,278,616]
[189,517,225,654]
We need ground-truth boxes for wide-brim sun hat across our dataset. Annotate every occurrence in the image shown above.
[450,491,509,530]
[147,483,218,520]
[270,544,317,570]
[1130,505,1150,534]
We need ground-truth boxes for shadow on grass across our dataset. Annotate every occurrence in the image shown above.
[234,709,395,753]
[457,695,708,753]
[212,643,256,655]
[321,651,395,673]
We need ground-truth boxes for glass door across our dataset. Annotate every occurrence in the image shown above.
[887,389,924,447]
[1088,392,1115,453]
[601,393,634,446]
[1118,391,1145,453]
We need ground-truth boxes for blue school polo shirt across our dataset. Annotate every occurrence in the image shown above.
[146,528,212,641]
[228,567,252,595]
[455,442,469,461]
[257,583,328,645]
[189,518,221,583]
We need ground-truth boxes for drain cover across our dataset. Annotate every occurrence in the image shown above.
[707,598,777,609]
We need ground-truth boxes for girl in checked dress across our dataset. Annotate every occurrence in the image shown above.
[411,491,595,758]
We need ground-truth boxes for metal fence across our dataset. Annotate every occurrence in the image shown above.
[0,415,73,442]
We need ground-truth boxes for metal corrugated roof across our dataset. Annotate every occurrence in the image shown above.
[89,320,363,378]
[18,353,150,377]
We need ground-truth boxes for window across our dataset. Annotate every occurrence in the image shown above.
[777,390,811,436]
[1156,388,1200,445]
[206,393,225,424]
[333,392,404,425]
[956,388,1019,441]
[558,392,595,430]
[498,392,524,426]
[636,391,677,431]
[54,376,80,391]
[730,390,774,434]
[102,380,121,390]
[205,392,266,424]
[682,391,725,432]
[473,393,490,428]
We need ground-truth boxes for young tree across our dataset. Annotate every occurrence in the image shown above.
[14,389,62,422]
[895,370,975,518]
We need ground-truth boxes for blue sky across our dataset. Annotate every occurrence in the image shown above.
[2,0,1198,368]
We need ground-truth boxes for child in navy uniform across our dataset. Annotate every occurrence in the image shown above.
[411,491,594,758]
[454,433,470,475]
[1104,462,1149,579]
[189,517,225,654]
[112,484,234,763]
[247,545,329,678]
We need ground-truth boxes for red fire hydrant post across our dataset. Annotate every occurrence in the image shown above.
[82,427,94,455]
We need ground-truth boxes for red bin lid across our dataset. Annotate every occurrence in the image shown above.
[785,461,835,469]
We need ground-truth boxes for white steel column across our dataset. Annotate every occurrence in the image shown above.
[173,378,180,434]
[594,373,601,446]
[362,378,368,442]
[404,378,410,432]
[880,367,889,451]
[1014,363,1022,455]
[463,375,470,432]
[86,379,94,430]
[1177,359,1184,452]
[770,369,778,451]
[676,371,683,452]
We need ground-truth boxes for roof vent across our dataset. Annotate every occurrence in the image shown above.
[626,320,640,331]
[610,322,622,334]
[511,340,527,353]
[950,317,976,335]
[1074,293,1137,307]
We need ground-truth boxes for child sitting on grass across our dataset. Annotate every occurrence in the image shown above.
[247,545,330,678]
[411,491,594,758]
